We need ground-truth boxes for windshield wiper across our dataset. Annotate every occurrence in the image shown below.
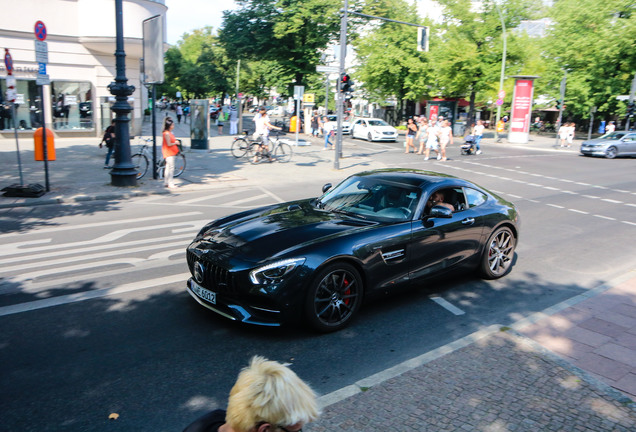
[331,208,367,220]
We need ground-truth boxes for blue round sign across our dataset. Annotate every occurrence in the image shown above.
[34,20,47,41]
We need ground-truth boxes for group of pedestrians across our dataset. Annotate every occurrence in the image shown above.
[558,121,576,148]
[403,115,457,161]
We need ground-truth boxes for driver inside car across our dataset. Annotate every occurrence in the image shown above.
[426,190,455,213]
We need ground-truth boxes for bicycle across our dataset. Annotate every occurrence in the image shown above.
[132,136,186,180]
[248,131,293,164]
[230,131,254,158]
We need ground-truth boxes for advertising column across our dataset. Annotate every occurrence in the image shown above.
[508,75,538,143]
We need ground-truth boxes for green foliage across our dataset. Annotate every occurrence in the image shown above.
[542,0,636,120]
[158,27,233,99]
[354,0,433,112]
[219,0,342,87]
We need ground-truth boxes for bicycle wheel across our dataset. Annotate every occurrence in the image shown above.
[231,138,250,158]
[174,153,186,177]
[274,142,293,163]
[157,159,166,179]
[248,143,264,165]
[131,153,149,180]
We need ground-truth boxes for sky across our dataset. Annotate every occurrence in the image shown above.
[164,0,442,46]
[164,0,238,45]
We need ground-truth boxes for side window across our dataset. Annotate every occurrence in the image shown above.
[465,188,488,208]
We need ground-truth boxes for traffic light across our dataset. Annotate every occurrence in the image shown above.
[556,100,562,110]
[340,73,351,93]
[628,101,635,117]
[417,26,429,52]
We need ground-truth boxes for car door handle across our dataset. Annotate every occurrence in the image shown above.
[461,218,475,225]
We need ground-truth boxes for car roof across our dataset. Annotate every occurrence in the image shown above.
[353,169,463,188]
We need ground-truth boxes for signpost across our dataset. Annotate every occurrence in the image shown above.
[293,85,304,145]
[34,20,51,191]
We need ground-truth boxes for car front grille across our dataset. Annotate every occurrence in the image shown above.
[187,251,236,295]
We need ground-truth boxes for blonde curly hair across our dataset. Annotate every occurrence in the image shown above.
[225,356,319,432]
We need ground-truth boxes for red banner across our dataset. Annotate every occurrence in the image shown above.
[510,79,534,133]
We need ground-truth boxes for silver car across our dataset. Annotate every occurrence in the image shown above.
[580,131,636,159]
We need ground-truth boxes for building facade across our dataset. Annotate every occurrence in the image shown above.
[0,0,167,139]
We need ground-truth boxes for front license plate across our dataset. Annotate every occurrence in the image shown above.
[191,280,216,304]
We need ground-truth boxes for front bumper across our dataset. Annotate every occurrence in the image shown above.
[580,145,607,156]
[187,278,284,326]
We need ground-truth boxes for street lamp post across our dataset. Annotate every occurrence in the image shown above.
[494,2,507,141]
[108,0,137,186]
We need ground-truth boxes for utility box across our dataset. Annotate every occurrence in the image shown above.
[34,128,56,161]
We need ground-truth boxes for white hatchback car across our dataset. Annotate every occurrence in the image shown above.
[351,118,398,142]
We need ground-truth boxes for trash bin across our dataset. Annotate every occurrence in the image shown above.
[34,127,56,161]
[598,121,606,134]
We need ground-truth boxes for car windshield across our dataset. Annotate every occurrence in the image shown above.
[318,176,421,222]
[368,120,389,127]
[599,132,626,140]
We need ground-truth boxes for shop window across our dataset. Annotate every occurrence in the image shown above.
[51,81,94,130]
[0,79,41,131]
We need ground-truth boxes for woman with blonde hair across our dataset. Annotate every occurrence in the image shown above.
[183,356,320,432]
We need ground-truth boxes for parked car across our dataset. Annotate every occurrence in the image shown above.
[351,118,398,142]
[267,106,285,116]
[185,169,520,332]
[322,115,351,134]
[580,131,636,159]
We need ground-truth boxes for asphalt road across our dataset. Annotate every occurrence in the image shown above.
[1,139,635,431]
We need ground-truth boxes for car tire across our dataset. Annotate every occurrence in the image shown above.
[479,226,516,279]
[304,262,363,332]
[605,146,618,159]
[367,133,373,142]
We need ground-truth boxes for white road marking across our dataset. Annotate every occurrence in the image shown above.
[622,221,636,226]
[601,198,623,204]
[547,204,564,209]
[0,273,190,317]
[568,208,589,214]
[430,296,465,315]
[593,215,616,220]
[225,194,270,206]
[179,189,247,204]
[0,212,202,239]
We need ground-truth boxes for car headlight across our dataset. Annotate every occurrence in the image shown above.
[249,258,306,285]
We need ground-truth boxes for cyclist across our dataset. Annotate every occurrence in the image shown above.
[253,106,282,162]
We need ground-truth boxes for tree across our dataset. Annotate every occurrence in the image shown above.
[158,27,233,100]
[430,0,536,122]
[219,0,342,90]
[541,0,636,121]
[352,0,433,122]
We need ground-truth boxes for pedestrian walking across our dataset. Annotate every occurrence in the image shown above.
[217,104,225,135]
[605,120,615,133]
[473,119,484,154]
[182,356,319,432]
[229,105,238,135]
[405,117,418,154]
[162,116,179,188]
[99,119,116,168]
[566,121,575,148]
[496,118,505,142]
[322,116,334,150]
[439,119,453,161]
[424,119,441,160]
[176,104,184,124]
[416,117,428,154]
[311,113,320,137]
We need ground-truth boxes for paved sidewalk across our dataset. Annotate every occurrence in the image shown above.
[309,272,636,431]
[2,120,635,430]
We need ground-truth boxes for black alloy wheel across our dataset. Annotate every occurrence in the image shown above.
[480,226,516,279]
[305,263,363,332]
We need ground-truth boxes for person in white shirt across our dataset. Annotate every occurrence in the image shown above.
[253,107,281,161]
[438,120,453,161]
[473,120,485,154]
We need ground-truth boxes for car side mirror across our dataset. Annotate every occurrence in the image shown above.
[322,183,332,194]
[427,206,453,219]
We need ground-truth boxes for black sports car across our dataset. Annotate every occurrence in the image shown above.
[186,169,520,332]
